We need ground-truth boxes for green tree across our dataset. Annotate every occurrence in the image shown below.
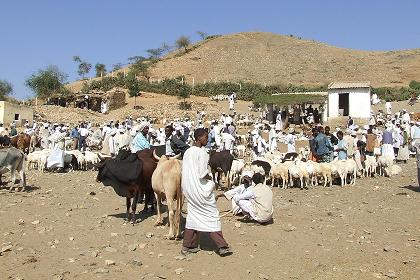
[112,63,123,72]
[130,60,151,81]
[126,76,141,107]
[161,42,172,54]
[95,63,107,77]
[128,56,146,63]
[146,48,164,59]
[175,36,191,52]
[196,31,208,40]
[25,65,68,99]
[0,79,13,100]
[73,56,92,79]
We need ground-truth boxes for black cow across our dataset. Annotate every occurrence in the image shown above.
[208,150,234,189]
[96,149,156,224]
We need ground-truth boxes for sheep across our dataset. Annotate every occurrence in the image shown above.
[85,151,100,170]
[384,164,402,177]
[344,159,358,185]
[270,162,289,189]
[229,159,246,186]
[330,160,348,187]
[236,145,246,158]
[377,155,394,176]
[364,155,377,177]
[26,151,43,170]
[318,162,332,187]
[288,160,309,189]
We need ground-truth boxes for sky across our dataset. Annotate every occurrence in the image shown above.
[1,0,419,99]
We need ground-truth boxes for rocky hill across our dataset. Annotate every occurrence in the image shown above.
[149,32,420,87]
[68,31,420,93]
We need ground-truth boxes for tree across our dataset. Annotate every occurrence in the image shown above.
[161,42,172,54]
[95,63,107,78]
[0,79,13,100]
[130,60,151,81]
[146,48,164,59]
[112,63,123,72]
[25,65,68,99]
[175,36,191,53]
[196,31,208,40]
[128,56,146,64]
[177,84,191,110]
[73,56,92,79]
[125,76,141,107]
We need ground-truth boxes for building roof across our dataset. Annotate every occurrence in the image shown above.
[256,93,327,106]
[272,91,328,96]
[328,82,371,89]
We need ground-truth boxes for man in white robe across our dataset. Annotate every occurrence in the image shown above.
[181,128,231,257]
[268,126,278,152]
[284,129,297,153]
[275,113,283,131]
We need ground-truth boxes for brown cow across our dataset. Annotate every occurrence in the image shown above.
[152,151,183,239]
[11,133,31,154]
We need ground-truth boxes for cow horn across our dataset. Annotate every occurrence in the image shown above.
[169,153,181,160]
[152,149,161,161]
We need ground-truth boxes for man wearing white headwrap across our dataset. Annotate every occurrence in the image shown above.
[101,128,117,157]
[132,122,150,153]
[47,127,67,169]
[114,127,130,154]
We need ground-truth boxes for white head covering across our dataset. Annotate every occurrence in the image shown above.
[242,170,254,178]
[138,121,149,132]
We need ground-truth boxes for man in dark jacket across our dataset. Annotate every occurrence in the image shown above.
[165,125,189,158]
[314,126,333,162]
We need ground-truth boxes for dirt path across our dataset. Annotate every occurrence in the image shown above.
[1,158,419,280]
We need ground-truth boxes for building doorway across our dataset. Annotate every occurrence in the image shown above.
[338,93,349,116]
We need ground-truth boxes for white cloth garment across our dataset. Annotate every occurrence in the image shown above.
[224,184,247,214]
[221,132,235,151]
[284,133,296,153]
[275,114,283,131]
[268,129,277,151]
[182,146,221,232]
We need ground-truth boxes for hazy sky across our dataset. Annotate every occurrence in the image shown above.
[1,0,419,99]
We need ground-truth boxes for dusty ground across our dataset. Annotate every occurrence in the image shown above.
[0,157,419,280]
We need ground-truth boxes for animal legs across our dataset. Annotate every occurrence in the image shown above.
[130,192,139,224]
[167,199,175,240]
[154,194,164,226]
[126,197,132,222]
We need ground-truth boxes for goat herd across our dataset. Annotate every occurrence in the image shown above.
[225,150,402,191]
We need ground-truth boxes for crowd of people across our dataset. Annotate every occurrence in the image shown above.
[2,96,420,257]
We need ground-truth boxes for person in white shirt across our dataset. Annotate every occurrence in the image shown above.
[275,112,283,131]
[228,93,235,110]
[102,124,111,139]
[216,171,254,214]
[220,172,273,224]
[402,109,411,124]
[221,132,235,153]
[181,128,231,257]
[78,123,89,152]
[284,129,297,153]
[385,101,392,115]
[268,126,278,152]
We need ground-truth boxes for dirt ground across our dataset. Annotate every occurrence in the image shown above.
[0,157,419,280]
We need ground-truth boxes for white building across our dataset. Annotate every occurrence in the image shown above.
[327,82,371,119]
